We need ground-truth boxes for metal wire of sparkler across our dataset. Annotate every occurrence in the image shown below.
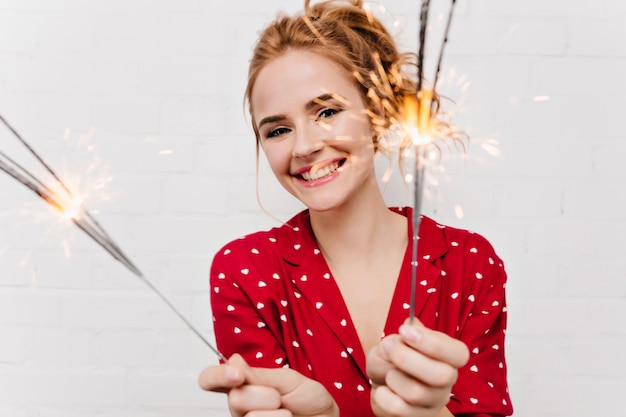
[409,0,458,323]
[0,113,228,363]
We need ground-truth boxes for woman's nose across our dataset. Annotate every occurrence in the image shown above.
[291,120,325,158]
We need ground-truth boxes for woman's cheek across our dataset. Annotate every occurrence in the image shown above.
[264,146,292,175]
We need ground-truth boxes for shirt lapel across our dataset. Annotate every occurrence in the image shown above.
[277,211,369,380]
[385,207,449,334]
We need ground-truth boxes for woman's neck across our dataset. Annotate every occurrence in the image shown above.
[308,179,406,264]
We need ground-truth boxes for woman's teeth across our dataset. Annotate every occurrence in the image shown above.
[301,161,340,181]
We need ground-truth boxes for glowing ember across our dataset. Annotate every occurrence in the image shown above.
[403,92,434,146]
[61,208,79,220]
[481,139,502,158]
[59,195,83,220]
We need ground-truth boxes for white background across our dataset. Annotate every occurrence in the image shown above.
[1,0,625,416]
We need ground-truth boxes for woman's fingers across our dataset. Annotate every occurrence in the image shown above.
[371,384,423,417]
[371,320,469,386]
[197,354,247,393]
[399,319,469,369]
[366,320,470,415]
[199,355,337,416]
[383,367,449,407]
[381,335,459,388]
[228,384,282,412]
[198,355,288,416]
[244,366,338,416]
[366,343,396,386]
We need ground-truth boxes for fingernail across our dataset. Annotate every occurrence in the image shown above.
[383,339,394,354]
[400,325,422,343]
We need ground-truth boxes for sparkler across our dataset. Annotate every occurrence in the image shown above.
[0,113,227,363]
[407,0,459,323]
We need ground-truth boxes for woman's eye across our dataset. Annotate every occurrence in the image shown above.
[318,107,339,119]
[266,127,290,138]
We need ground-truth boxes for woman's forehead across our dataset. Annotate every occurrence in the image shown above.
[251,50,363,114]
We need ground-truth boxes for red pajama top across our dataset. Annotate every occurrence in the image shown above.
[210,207,513,416]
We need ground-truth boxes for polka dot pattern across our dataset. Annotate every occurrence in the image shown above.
[210,207,513,416]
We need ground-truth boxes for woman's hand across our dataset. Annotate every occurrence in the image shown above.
[366,318,470,417]
[198,354,339,417]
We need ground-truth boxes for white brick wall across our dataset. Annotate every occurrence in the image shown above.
[1,1,624,415]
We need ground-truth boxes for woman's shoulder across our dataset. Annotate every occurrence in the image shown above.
[393,206,502,261]
[431,218,498,254]
[211,209,313,264]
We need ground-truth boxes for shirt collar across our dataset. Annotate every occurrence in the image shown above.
[275,207,449,267]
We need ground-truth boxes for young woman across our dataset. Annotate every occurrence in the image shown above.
[199,1,513,416]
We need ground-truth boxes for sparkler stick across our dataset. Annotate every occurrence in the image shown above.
[408,0,458,324]
[0,113,228,363]
[430,0,457,117]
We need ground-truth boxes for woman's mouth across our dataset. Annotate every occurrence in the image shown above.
[295,159,345,182]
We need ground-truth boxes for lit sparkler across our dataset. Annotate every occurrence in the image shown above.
[0,113,227,362]
[406,0,459,323]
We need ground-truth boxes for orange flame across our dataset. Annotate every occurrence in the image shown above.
[403,90,433,145]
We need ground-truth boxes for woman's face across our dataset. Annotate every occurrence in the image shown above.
[250,49,378,213]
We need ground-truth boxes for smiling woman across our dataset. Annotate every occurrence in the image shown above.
[197,1,513,416]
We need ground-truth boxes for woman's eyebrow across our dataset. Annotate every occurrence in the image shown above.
[310,93,351,108]
[257,114,287,130]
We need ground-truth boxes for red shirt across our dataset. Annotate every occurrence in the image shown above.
[210,207,513,416]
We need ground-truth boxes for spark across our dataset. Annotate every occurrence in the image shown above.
[19,250,32,267]
[62,239,72,258]
[533,95,551,102]
[454,204,464,219]
[318,121,332,131]
[481,139,502,158]
[381,165,393,184]
[403,93,433,145]
[62,209,79,220]
[425,171,439,187]
[60,195,84,220]
[159,149,173,155]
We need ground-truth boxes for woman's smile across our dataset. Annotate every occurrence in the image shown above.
[293,158,346,186]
